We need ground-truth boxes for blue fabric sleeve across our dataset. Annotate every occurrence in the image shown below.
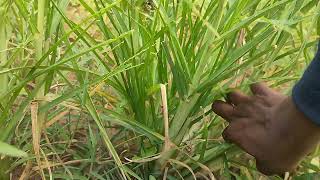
[292,42,320,126]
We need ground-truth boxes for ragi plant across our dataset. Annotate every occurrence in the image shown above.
[0,0,319,179]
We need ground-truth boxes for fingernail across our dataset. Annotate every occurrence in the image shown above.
[212,101,221,109]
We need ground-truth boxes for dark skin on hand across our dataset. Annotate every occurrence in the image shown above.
[212,82,320,175]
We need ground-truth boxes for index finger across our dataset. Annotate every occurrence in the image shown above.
[212,100,235,122]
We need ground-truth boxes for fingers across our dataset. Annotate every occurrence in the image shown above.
[222,121,260,158]
[213,90,251,122]
[213,83,274,122]
[212,100,235,122]
[250,82,272,96]
[222,125,252,153]
[227,90,251,105]
[222,126,235,143]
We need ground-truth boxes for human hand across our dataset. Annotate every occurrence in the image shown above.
[212,83,320,175]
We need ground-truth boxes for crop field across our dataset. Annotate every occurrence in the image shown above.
[0,0,319,179]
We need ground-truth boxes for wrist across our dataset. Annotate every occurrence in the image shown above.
[278,97,320,156]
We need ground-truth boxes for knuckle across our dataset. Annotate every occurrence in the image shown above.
[226,93,233,103]
[228,91,236,97]
[222,127,235,142]
[227,91,238,101]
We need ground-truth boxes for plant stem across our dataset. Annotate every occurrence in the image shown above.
[35,0,47,119]
[0,2,8,96]
[0,2,9,173]
[160,84,170,150]
[33,0,47,176]
[31,101,46,179]
[36,0,45,57]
